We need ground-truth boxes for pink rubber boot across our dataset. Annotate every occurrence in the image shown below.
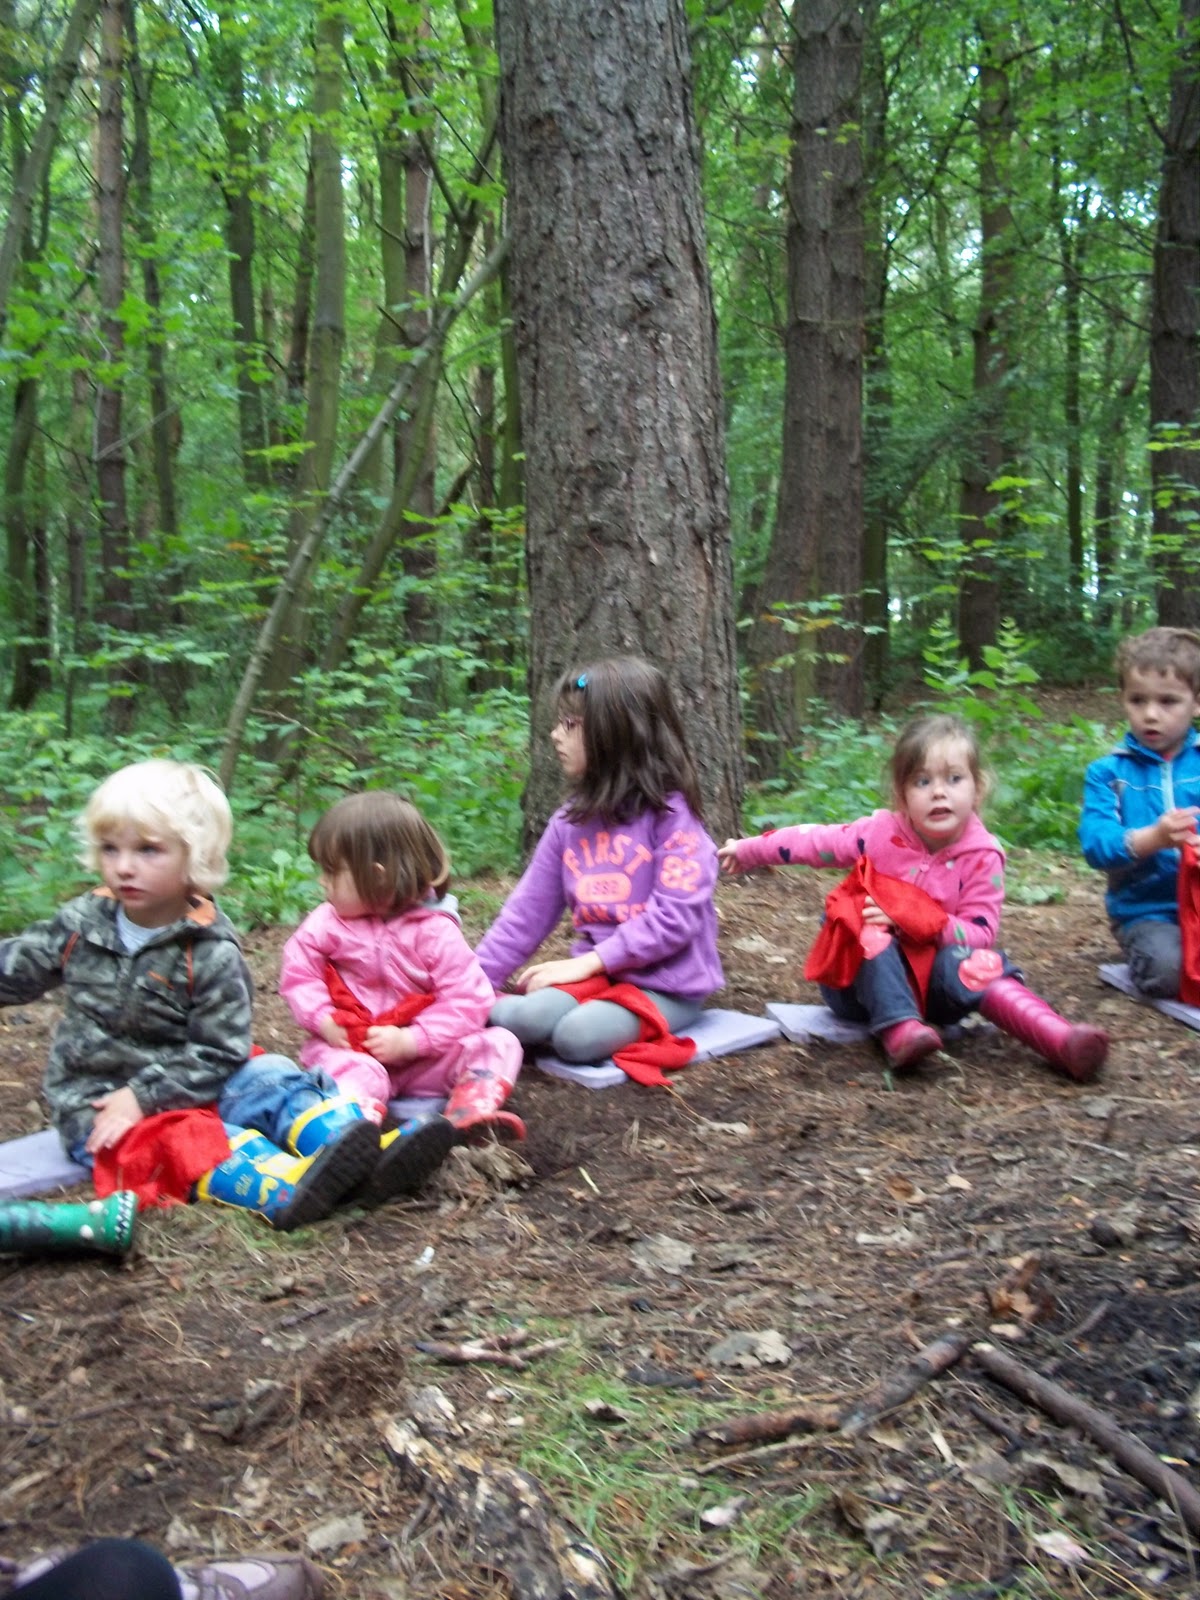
[878,1018,943,1070]
[443,1027,526,1138]
[979,977,1108,1082]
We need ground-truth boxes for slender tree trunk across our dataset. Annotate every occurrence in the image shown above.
[861,0,889,707]
[213,2,269,487]
[0,0,100,332]
[284,156,317,429]
[126,0,187,705]
[395,54,440,692]
[495,0,743,839]
[957,11,1017,668]
[257,7,346,731]
[95,0,137,728]
[746,0,866,771]
[1150,0,1200,626]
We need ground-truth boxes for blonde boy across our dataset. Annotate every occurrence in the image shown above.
[0,760,380,1228]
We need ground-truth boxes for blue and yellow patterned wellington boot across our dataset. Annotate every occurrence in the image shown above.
[0,1191,137,1257]
[196,1120,378,1231]
[354,1112,457,1207]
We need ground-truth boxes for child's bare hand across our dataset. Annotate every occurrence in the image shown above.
[318,1014,350,1049]
[86,1086,145,1154]
[718,839,747,875]
[519,955,601,992]
[364,1025,418,1065]
[1157,806,1200,852]
[860,896,894,929]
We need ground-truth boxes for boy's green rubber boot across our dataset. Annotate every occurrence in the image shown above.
[196,1122,378,1232]
[0,1191,138,1257]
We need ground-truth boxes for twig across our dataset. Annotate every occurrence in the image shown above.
[971,1341,1200,1539]
[415,1336,566,1370]
[839,1329,973,1437]
[694,1400,841,1449]
[695,1328,972,1454]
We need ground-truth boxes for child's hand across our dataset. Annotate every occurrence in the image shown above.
[860,896,894,930]
[717,839,747,875]
[86,1086,145,1154]
[364,1024,418,1065]
[318,1014,350,1049]
[519,954,603,992]
[1140,806,1200,855]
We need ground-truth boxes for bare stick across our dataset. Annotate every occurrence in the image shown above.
[693,1401,842,1449]
[838,1329,973,1437]
[971,1341,1200,1538]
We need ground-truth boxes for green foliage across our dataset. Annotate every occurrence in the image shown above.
[0,678,529,935]
[744,625,1117,855]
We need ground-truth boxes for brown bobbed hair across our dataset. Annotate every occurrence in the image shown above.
[308,792,450,914]
[889,713,991,808]
[1115,627,1200,695]
[554,656,704,823]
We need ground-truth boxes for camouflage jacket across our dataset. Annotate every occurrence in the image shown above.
[0,888,253,1151]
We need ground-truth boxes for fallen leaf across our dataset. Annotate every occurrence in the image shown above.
[1032,1529,1088,1566]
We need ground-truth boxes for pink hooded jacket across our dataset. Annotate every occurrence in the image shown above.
[730,808,1005,948]
[279,897,496,1073]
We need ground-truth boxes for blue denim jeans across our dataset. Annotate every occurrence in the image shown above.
[821,941,1020,1035]
[68,1054,340,1166]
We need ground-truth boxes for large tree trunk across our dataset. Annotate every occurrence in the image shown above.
[1150,0,1200,627]
[495,0,742,841]
[745,0,866,773]
[956,11,1018,669]
[95,0,137,729]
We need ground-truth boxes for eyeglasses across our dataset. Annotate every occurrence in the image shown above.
[555,715,581,734]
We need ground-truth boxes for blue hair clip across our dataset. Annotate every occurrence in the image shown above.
[575,673,588,689]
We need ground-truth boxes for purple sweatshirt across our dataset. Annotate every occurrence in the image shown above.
[475,794,724,1002]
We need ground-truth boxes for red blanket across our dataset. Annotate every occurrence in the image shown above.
[93,1107,232,1210]
[1179,845,1200,1007]
[325,962,434,1052]
[556,976,696,1087]
[804,857,949,1009]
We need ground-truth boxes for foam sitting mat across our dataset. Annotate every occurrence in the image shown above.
[0,1128,90,1199]
[534,1007,782,1089]
[1099,962,1200,1031]
[766,1001,988,1046]
[387,1095,448,1123]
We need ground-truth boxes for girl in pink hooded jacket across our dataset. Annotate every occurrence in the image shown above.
[720,714,1108,1082]
[280,792,523,1200]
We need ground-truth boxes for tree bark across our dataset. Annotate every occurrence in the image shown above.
[495,0,743,841]
[95,0,137,728]
[956,10,1018,668]
[212,2,270,487]
[1149,0,1200,627]
[0,0,100,333]
[256,7,346,731]
[745,0,866,771]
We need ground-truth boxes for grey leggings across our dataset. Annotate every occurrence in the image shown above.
[490,987,703,1063]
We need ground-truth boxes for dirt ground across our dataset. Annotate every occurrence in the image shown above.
[3,797,1200,1596]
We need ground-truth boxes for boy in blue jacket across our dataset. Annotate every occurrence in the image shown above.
[1079,627,1200,998]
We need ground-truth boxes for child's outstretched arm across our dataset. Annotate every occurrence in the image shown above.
[475,819,570,989]
[718,821,863,876]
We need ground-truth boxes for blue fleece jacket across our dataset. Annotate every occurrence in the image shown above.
[1078,729,1200,928]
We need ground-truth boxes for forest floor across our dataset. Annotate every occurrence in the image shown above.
[3,699,1200,1599]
